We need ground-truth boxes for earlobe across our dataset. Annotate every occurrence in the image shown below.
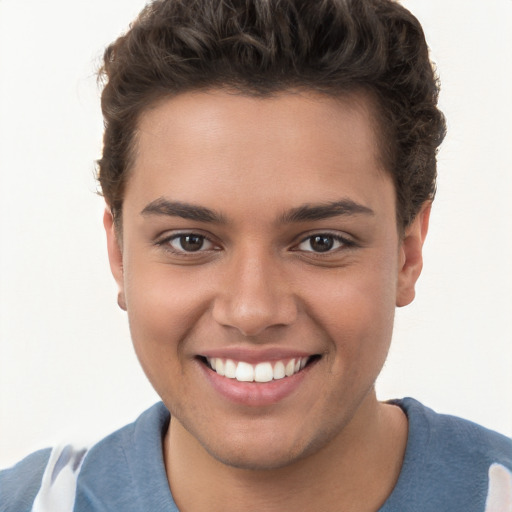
[396,202,431,307]
[103,207,126,310]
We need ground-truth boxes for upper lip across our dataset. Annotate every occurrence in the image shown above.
[198,347,319,364]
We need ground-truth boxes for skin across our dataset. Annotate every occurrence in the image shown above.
[105,89,430,511]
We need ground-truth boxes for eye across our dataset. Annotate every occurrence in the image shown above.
[295,234,350,253]
[165,233,216,253]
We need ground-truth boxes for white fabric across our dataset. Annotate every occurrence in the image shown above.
[31,445,87,512]
[485,463,512,512]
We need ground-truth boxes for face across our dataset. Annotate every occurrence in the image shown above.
[105,90,427,470]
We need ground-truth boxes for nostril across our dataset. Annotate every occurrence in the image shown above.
[211,299,298,337]
[211,271,298,336]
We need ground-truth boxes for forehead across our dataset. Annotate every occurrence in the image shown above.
[125,89,393,221]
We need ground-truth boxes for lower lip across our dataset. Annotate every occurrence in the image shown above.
[198,360,313,407]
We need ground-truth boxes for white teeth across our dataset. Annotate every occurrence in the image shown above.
[273,361,286,380]
[285,359,296,377]
[235,361,254,382]
[254,362,273,383]
[224,359,237,379]
[216,359,225,376]
[206,356,311,382]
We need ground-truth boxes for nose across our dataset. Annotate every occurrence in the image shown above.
[212,250,298,337]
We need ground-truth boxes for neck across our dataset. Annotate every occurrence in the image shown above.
[164,392,407,512]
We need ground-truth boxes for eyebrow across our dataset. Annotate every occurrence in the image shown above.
[141,198,225,223]
[279,199,375,223]
[140,197,374,224]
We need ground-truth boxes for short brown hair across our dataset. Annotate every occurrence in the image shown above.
[97,0,446,230]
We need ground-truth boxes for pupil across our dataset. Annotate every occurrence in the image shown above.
[180,234,203,252]
[311,235,333,252]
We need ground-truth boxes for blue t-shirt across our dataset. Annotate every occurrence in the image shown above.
[1,398,511,511]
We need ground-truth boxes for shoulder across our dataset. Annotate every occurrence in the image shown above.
[73,402,175,511]
[0,403,173,512]
[0,448,52,512]
[398,397,512,468]
[381,398,512,512]
[1,445,88,512]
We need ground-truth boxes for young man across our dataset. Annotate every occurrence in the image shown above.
[1,0,511,511]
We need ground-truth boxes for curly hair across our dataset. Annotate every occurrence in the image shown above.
[97,0,446,231]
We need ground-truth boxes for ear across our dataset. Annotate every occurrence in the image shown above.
[396,202,431,307]
[103,207,127,311]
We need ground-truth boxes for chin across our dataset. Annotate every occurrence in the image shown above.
[206,444,307,472]
[199,422,337,472]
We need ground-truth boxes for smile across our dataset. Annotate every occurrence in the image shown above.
[205,357,313,383]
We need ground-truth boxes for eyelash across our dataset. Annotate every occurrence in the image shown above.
[293,232,356,253]
[156,231,355,256]
[156,232,219,255]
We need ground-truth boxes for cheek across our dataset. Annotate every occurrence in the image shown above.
[122,262,212,367]
[303,258,397,367]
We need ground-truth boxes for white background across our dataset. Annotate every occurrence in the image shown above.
[0,0,511,468]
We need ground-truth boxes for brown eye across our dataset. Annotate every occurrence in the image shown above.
[309,235,334,252]
[167,233,215,253]
[179,234,204,252]
[295,234,350,253]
